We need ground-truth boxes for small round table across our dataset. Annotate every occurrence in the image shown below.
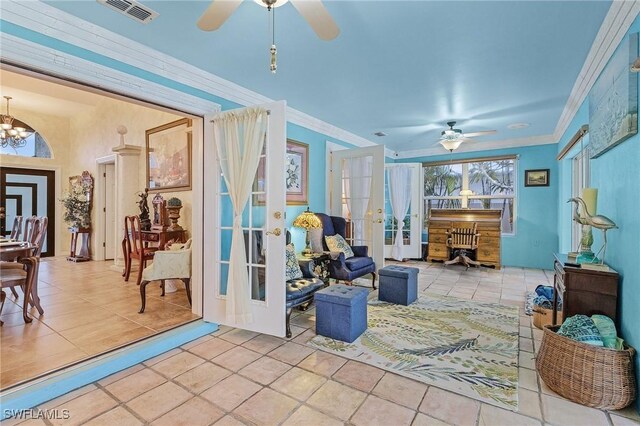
[0,242,37,323]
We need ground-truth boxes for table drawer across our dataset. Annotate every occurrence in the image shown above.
[428,243,448,258]
[142,233,160,242]
[429,234,448,244]
[477,248,500,262]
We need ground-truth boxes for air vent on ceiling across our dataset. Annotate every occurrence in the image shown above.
[97,0,158,24]
[374,131,387,137]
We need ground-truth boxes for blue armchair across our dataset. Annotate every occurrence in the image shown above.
[315,213,377,289]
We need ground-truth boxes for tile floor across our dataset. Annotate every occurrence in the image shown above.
[1,257,198,389]
[7,262,640,425]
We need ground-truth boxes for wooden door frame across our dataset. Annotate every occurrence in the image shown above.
[0,166,56,256]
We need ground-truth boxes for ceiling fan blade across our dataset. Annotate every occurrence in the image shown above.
[462,130,497,138]
[197,0,243,31]
[290,0,340,40]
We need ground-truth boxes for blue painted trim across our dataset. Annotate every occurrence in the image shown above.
[0,320,217,417]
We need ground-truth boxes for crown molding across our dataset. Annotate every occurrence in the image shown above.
[393,134,555,160]
[553,0,640,141]
[0,0,375,149]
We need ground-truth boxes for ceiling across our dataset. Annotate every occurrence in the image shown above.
[0,70,101,118]
[42,0,611,152]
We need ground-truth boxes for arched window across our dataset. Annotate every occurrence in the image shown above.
[0,119,52,158]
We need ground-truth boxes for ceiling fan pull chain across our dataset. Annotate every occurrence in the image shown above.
[270,5,277,74]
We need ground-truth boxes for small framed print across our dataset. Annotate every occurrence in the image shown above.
[285,140,308,205]
[524,169,550,187]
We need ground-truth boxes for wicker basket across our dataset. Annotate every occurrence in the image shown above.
[532,306,557,330]
[536,325,636,410]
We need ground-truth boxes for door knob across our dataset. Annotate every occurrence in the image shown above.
[266,228,281,236]
[377,208,383,213]
[273,211,282,219]
[374,219,383,224]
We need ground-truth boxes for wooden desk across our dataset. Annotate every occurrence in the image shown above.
[426,209,502,269]
[552,253,619,326]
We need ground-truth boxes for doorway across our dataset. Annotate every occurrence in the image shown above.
[0,166,55,256]
[96,161,116,260]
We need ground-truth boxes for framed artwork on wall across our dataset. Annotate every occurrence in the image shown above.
[589,32,638,158]
[146,118,192,192]
[524,169,550,187]
[285,139,308,205]
[252,139,308,206]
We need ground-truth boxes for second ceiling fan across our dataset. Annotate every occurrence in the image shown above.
[197,0,339,73]
[439,121,497,151]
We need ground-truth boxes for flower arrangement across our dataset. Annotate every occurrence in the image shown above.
[60,181,92,229]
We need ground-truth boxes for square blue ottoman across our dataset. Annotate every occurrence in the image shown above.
[378,265,419,305]
[315,284,368,343]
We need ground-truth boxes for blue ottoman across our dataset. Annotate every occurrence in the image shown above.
[378,265,419,305]
[315,284,368,343]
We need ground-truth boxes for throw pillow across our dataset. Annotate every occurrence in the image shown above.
[285,243,303,281]
[325,234,354,258]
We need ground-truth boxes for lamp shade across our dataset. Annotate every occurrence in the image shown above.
[293,207,322,229]
[439,139,463,151]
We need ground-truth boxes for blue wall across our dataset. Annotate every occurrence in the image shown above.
[397,144,559,270]
[556,18,640,412]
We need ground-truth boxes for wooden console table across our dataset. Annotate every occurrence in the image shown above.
[426,209,502,269]
[67,227,91,262]
[552,253,619,326]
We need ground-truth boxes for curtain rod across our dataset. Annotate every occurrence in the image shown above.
[422,154,518,167]
[210,109,271,123]
[557,124,589,160]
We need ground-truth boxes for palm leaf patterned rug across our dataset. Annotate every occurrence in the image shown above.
[308,293,520,410]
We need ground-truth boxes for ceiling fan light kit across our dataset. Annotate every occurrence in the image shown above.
[437,120,497,151]
[197,0,339,74]
[439,139,463,152]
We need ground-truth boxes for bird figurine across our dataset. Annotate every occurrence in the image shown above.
[567,197,618,263]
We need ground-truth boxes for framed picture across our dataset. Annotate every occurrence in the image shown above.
[146,118,192,192]
[252,139,308,206]
[524,169,550,187]
[285,140,308,205]
[589,32,638,158]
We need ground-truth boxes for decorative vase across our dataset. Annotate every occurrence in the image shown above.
[577,224,598,263]
[166,205,183,231]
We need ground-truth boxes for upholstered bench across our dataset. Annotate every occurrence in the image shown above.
[286,260,326,338]
[315,284,368,343]
[378,265,419,306]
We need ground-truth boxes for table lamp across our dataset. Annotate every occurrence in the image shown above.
[293,207,322,257]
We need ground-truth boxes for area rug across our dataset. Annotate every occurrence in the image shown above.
[308,293,520,410]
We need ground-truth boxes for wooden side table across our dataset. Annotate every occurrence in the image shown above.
[552,253,619,326]
[298,252,331,284]
[67,227,91,262]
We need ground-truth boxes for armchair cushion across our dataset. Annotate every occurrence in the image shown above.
[285,244,303,280]
[345,256,374,272]
[351,245,368,257]
[141,249,191,281]
[325,234,354,258]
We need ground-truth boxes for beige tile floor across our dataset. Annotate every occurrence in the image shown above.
[9,262,640,425]
[0,257,198,390]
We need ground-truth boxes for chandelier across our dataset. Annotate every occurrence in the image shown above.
[1,96,32,150]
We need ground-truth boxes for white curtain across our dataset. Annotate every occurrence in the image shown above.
[343,156,372,245]
[388,166,412,261]
[213,107,268,324]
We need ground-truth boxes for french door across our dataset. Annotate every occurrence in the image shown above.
[330,145,385,270]
[0,167,55,256]
[203,101,287,336]
[384,163,423,260]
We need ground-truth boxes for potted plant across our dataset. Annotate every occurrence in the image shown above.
[166,197,183,231]
[60,181,92,231]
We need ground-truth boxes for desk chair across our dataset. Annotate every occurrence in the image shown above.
[444,222,481,269]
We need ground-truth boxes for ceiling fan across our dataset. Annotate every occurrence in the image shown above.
[197,0,339,73]
[439,121,496,151]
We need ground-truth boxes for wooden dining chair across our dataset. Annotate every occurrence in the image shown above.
[123,215,157,286]
[9,215,23,240]
[0,256,39,323]
[1,217,47,313]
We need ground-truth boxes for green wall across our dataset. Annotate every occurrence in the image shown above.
[556,19,640,413]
